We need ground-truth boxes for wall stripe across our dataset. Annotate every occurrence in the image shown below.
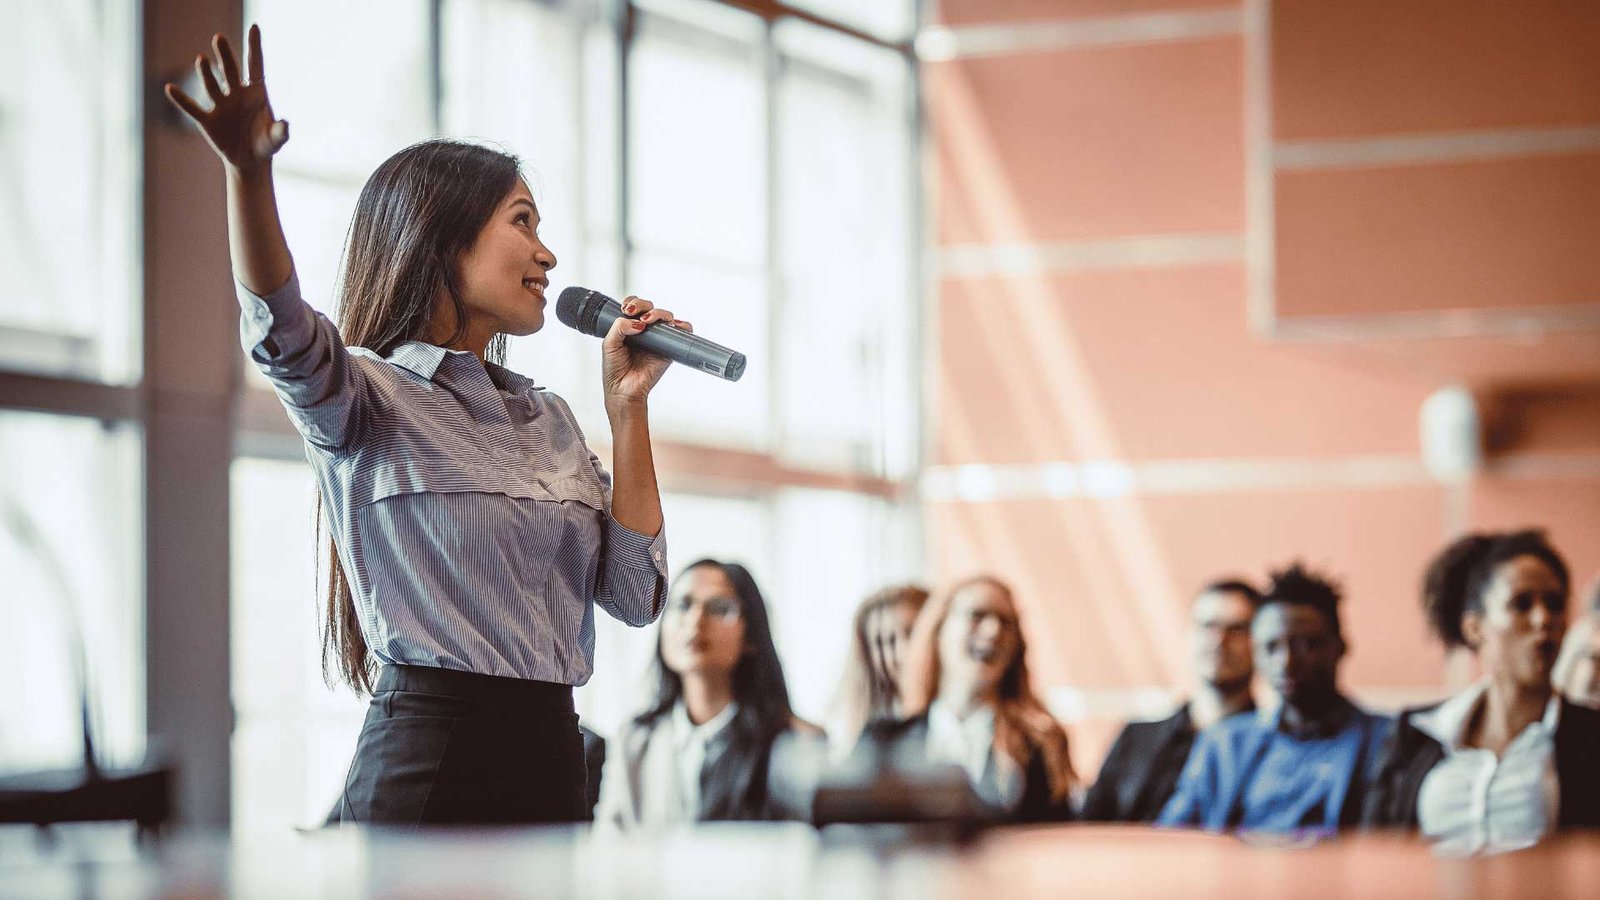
[917,7,1243,61]
[939,232,1244,278]
[1275,125,1600,172]
[922,454,1432,502]
[1271,305,1600,343]
[1487,453,1600,481]
[923,452,1600,502]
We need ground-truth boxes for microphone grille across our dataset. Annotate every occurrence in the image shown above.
[555,287,591,332]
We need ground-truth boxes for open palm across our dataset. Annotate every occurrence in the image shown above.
[165,25,288,171]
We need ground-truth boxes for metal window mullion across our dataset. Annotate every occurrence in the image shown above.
[763,21,782,458]
[906,0,928,578]
[0,371,141,422]
[429,0,445,134]
[620,1,637,291]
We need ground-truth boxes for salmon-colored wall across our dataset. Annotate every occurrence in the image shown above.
[927,0,1600,776]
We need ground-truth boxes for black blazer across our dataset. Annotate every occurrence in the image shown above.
[1081,704,1210,823]
[869,713,1075,824]
[1362,697,1600,830]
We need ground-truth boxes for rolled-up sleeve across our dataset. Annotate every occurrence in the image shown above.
[237,271,369,451]
[595,515,668,627]
[585,451,668,627]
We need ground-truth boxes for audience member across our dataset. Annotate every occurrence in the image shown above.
[595,559,818,827]
[1083,579,1260,822]
[825,585,931,757]
[872,576,1076,823]
[1363,531,1600,852]
[1158,563,1389,833]
[1552,577,1600,708]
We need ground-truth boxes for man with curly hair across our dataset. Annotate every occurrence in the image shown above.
[1157,563,1391,833]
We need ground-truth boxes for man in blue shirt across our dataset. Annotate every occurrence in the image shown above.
[1157,563,1390,833]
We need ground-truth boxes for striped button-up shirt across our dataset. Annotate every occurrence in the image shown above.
[238,271,668,686]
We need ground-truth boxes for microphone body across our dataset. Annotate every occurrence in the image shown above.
[555,287,747,382]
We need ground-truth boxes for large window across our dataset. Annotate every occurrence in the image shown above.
[773,19,916,475]
[628,4,772,447]
[0,412,143,774]
[0,0,139,382]
[0,0,143,785]
[230,457,365,832]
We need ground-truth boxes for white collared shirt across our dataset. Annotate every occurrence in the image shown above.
[635,701,739,826]
[925,700,1023,809]
[1414,682,1562,855]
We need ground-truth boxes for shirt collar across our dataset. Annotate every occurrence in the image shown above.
[928,699,997,744]
[671,701,738,751]
[1414,681,1563,750]
[484,359,542,395]
[385,340,452,381]
[385,341,542,393]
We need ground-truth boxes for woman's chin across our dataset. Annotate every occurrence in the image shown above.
[504,316,544,337]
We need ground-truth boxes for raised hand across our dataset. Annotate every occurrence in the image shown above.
[164,25,288,172]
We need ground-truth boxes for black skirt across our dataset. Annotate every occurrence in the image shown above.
[339,664,586,825]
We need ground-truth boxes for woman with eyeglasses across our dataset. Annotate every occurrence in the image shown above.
[875,575,1077,823]
[595,559,819,826]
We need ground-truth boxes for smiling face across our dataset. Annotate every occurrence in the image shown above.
[937,580,1022,700]
[447,179,557,342]
[1464,554,1568,690]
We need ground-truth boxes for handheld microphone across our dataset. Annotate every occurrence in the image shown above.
[555,287,747,382]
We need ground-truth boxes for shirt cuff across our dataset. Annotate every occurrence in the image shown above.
[608,515,668,581]
[236,270,310,361]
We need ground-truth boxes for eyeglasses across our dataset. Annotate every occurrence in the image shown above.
[667,595,742,622]
[1196,620,1252,638]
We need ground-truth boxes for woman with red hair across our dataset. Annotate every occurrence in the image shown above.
[877,576,1076,822]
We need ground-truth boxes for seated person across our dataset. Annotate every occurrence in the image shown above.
[868,575,1076,823]
[1083,579,1260,822]
[1364,531,1600,852]
[595,559,819,827]
[1157,563,1389,833]
[1553,578,1600,708]
[824,584,930,757]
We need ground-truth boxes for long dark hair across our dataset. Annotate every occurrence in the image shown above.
[637,559,796,820]
[316,140,523,693]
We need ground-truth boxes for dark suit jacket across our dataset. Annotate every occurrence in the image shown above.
[1083,703,1254,823]
[1362,698,1600,830]
[869,713,1075,824]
